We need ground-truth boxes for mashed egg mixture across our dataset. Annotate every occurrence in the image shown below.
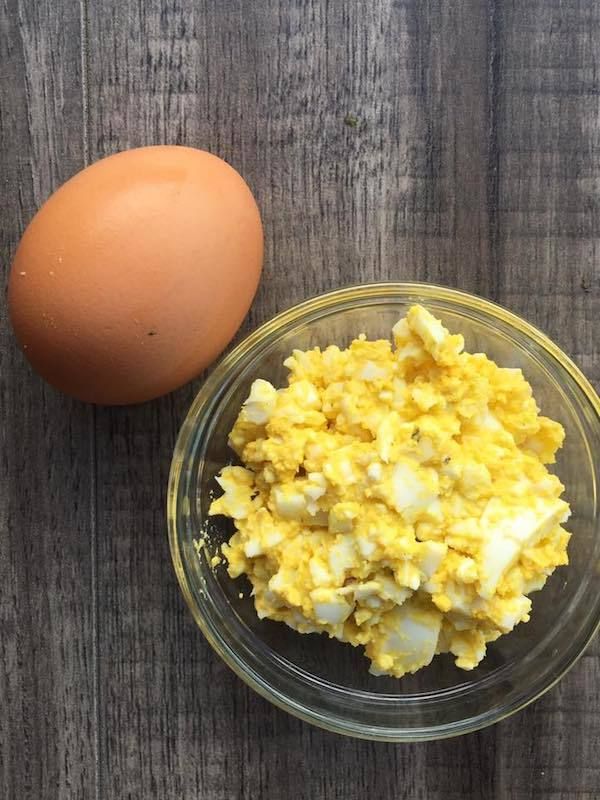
[209,305,571,678]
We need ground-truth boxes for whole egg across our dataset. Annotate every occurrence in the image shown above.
[8,145,263,404]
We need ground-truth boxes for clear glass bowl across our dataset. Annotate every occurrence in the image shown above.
[168,283,600,741]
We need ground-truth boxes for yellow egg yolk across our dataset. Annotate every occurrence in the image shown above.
[209,305,571,678]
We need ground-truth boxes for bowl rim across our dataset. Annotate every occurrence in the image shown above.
[168,281,600,741]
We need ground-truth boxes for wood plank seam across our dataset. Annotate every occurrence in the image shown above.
[78,1,100,799]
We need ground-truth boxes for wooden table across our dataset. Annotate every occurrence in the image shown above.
[1,2,599,798]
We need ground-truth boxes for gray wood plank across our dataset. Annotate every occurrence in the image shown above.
[494,657,600,800]
[495,0,600,388]
[492,2,600,795]
[85,1,505,798]
[0,1,96,799]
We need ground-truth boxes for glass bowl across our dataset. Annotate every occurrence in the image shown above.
[168,283,600,741]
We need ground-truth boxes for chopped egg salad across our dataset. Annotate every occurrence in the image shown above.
[208,305,571,678]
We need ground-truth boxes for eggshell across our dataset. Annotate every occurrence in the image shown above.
[8,146,263,404]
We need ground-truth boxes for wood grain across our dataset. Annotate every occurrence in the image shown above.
[1,0,599,798]
[0,1,96,799]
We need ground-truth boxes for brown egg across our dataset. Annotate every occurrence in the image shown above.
[8,146,263,404]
